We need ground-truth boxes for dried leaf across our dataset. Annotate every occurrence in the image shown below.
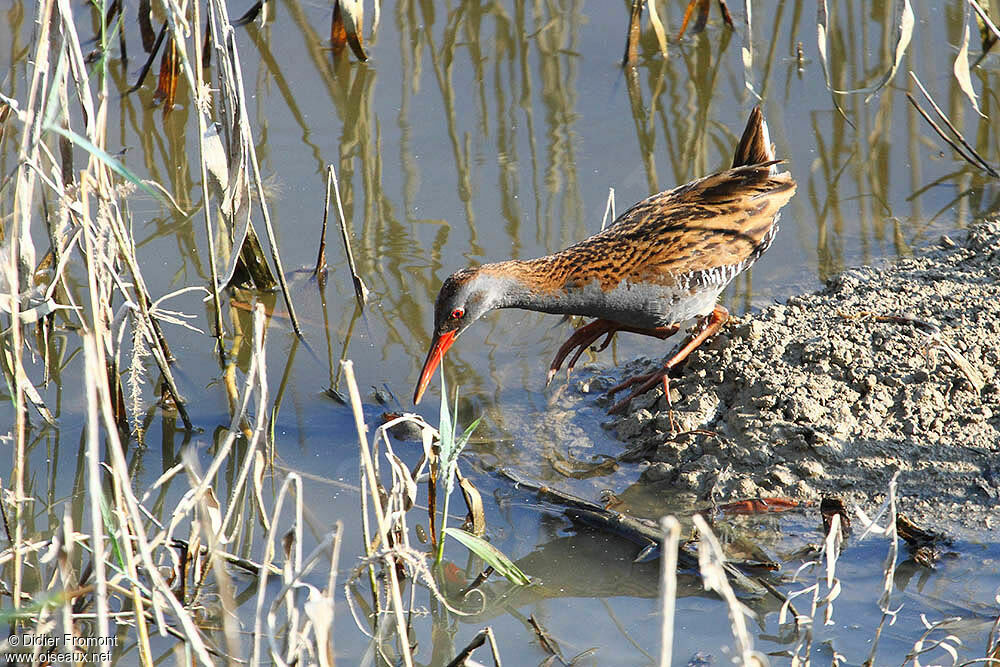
[204,487,228,543]
[153,34,179,113]
[457,473,485,536]
[337,0,367,62]
[303,584,334,667]
[677,0,710,40]
[201,120,230,198]
[863,0,913,102]
[954,21,986,118]
[330,0,348,55]
[387,452,417,511]
[646,0,667,58]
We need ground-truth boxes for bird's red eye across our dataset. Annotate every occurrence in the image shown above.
[451,308,464,319]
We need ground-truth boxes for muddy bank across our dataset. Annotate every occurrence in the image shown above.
[592,221,1000,530]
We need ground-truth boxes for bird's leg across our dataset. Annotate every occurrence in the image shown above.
[547,319,680,386]
[607,305,729,415]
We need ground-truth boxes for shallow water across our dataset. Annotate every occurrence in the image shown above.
[2,0,999,663]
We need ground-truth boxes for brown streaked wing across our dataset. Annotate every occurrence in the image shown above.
[537,164,796,291]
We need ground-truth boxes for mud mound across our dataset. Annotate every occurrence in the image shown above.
[600,222,1000,528]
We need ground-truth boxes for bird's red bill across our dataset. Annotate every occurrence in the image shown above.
[413,329,457,405]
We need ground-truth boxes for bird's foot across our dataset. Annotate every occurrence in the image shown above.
[546,320,681,387]
[606,305,729,415]
[546,319,622,386]
[606,368,672,415]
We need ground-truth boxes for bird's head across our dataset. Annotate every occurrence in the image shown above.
[413,267,499,405]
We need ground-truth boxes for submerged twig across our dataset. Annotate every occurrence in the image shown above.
[908,73,998,177]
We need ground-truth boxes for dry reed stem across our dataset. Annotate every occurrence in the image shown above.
[83,336,112,658]
[658,516,681,667]
[343,359,414,666]
[863,471,902,667]
[223,23,303,337]
[250,472,303,666]
[692,514,760,667]
[190,0,227,344]
[8,0,59,618]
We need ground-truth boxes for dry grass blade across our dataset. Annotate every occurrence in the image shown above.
[313,166,331,280]
[83,336,111,650]
[191,3,226,343]
[457,472,485,536]
[741,0,759,100]
[862,471,902,667]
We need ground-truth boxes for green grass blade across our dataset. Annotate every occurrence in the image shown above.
[455,416,481,450]
[98,492,126,570]
[44,124,166,204]
[443,527,530,586]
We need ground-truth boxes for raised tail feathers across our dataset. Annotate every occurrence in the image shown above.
[732,105,777,172]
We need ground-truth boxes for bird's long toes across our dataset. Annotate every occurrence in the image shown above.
[606,371,666,413]
[608,397,630,415]
[605,374,644,398]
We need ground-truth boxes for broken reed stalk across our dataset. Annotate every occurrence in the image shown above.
[907,72,998,177]
[658,516,681,667]
[329,164,369,309]
[601,187,616,231]
[314,167,332,280]
[343,359,414,667]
